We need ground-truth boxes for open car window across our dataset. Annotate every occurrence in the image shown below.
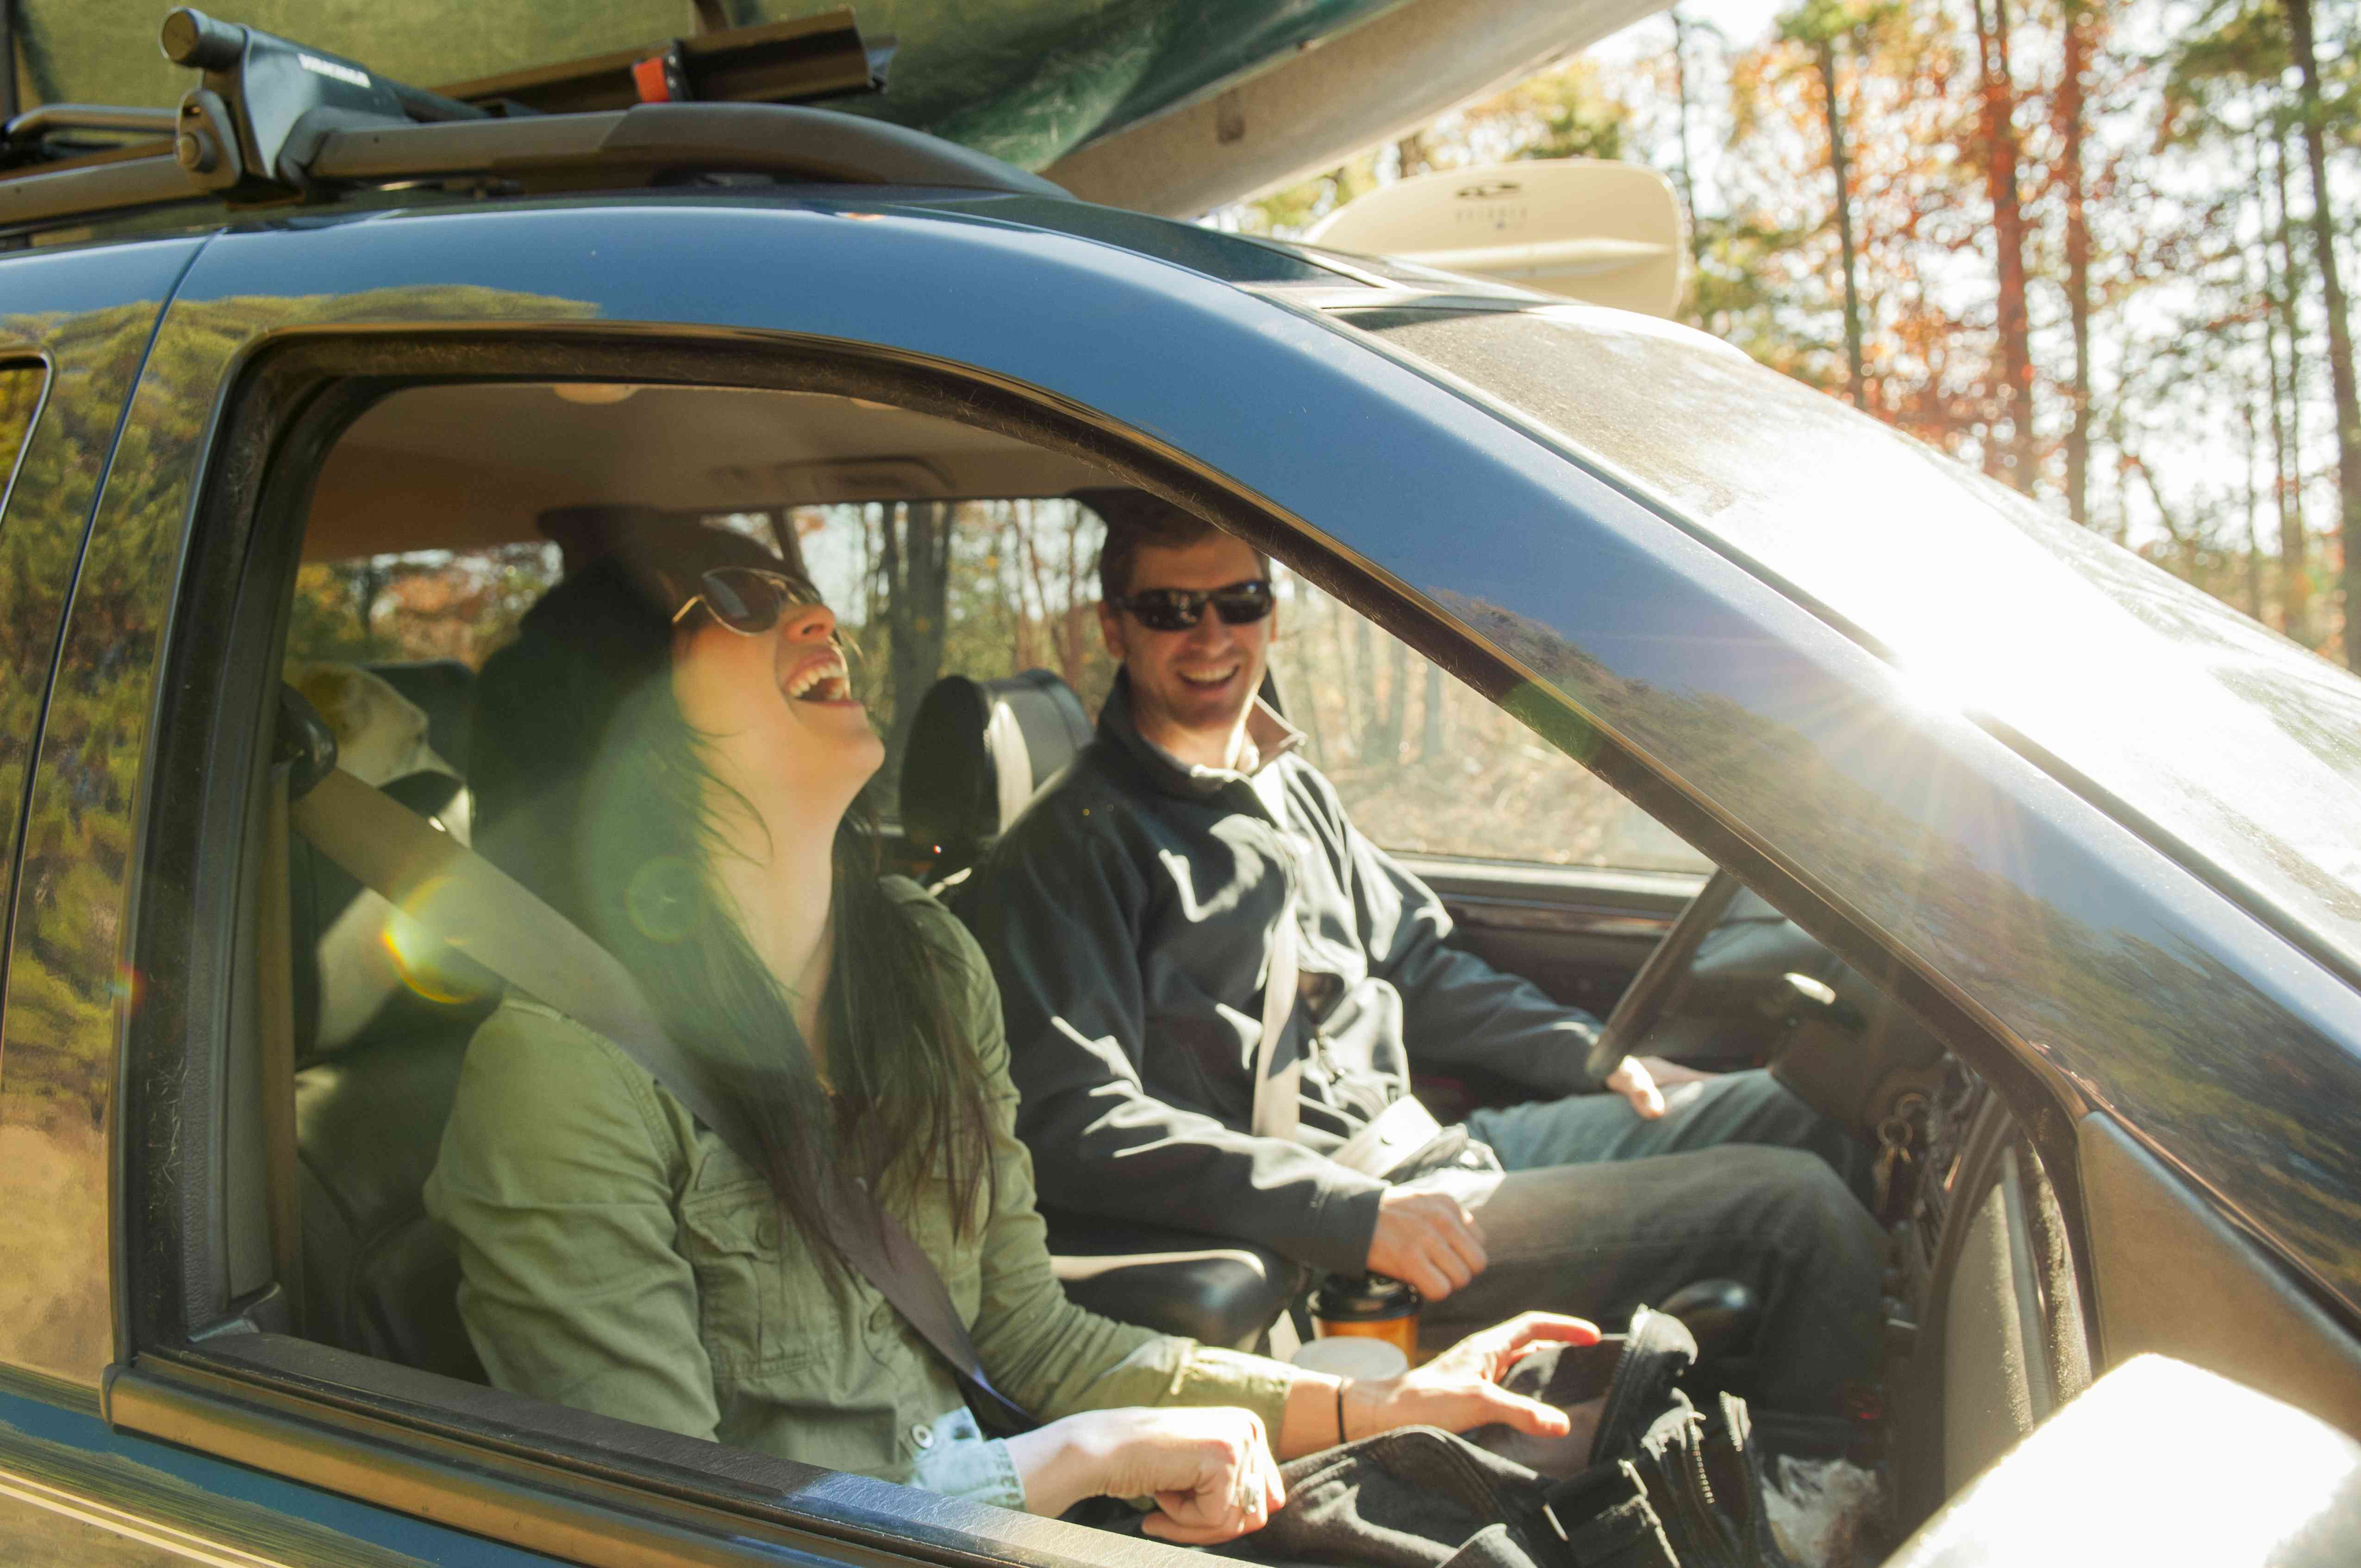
[1267,580,1708,874]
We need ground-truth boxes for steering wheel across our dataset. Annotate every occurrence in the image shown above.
[1585,868,1748,1084]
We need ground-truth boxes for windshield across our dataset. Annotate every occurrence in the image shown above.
[1344,303,2361,980]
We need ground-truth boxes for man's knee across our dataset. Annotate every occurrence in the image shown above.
[1723,1145,1882,1267]
[1690,1068,1824,1139]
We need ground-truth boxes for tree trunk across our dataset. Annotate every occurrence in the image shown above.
[1336,612,1364,762]
[1420,661,1446,760]
[1972,0,2036,491]
[1379,637,1409,764]
[1354,613,1385,762]
[2244,402,2267,619]
[2271,133,2314,646]
[2126,452,2192,574]
[2283,0,2361,667]
[2057,0,2094,525]
[880,500,952,772]
[1671,7,1702,267]
[1815,35,1867,409]
[1290,587,1332,767]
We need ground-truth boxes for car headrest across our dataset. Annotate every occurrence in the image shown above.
[900,670,1092,857]
[367,660,477,781]
[279,662,484,1059]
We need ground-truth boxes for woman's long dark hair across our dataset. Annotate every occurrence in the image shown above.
[472,546,997,1264]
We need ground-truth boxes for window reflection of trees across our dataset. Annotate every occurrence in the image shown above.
[0,306,150,1387]
[2,286,594,1386]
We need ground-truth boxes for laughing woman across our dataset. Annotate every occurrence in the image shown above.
[424,523,1589,1541]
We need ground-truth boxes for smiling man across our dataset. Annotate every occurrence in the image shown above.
[961,490,1883,1415]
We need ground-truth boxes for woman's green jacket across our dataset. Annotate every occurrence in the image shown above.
[423,878,1293,1507]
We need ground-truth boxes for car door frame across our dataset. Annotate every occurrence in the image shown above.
[80,190,2361,1559]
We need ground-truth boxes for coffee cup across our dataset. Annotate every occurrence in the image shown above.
[1309,1272,1421,1362]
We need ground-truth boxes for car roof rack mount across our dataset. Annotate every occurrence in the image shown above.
[0,8,1058,231]
[160,6,494,200]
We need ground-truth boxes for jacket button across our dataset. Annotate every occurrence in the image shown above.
[911,1422,936,1449]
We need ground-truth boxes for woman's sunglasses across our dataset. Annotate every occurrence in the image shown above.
[1111,578,1275,634]
[671,566,826,636]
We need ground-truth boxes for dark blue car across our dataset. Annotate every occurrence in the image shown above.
[2,14,2360,1566]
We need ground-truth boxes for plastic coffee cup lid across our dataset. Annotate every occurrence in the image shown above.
[1289,1337,1409,1380]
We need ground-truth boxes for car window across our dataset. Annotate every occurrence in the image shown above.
[1266,578,1710,872]
[288,543,564,669]
[793,497,1117,817]
[263,376,1154,1478]
[293,501,1116,828]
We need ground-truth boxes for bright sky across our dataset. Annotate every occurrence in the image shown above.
[1592,0,1786,62]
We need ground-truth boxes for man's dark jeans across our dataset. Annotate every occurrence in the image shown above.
[1415,1071,1885,1414]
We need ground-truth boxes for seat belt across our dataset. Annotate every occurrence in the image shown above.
[1251,895,1301,1143]
[255,760,306,1328]
[286,763,1034,1433]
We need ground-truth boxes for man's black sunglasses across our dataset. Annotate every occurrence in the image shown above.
[1112,579,1275,633]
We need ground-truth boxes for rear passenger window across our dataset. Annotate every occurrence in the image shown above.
[270,377,1135,1399]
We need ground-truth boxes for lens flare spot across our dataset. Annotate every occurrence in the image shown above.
[626,856,701,944]
[380,878,493,1006]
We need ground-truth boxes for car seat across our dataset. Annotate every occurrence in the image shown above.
[284,659,493,1383]
[899,669,1305,1349]
[898,669,1093,888]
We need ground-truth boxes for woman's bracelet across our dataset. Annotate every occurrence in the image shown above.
[1335,1377,1351,1446]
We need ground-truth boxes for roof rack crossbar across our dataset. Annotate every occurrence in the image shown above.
[5,105,179,141]
[309,103,1066,196]
[0,101,1064,231]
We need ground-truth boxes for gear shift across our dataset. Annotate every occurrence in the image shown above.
[1658,1277,1760,1362]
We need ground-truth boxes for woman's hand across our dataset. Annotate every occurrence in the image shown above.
[1347,1311,1601,1441]
[1005,1406,1285,1542]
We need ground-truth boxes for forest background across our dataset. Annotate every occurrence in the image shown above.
[1216,0,2360,667]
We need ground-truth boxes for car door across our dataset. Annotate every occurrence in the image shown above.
[68,187,2361,1564]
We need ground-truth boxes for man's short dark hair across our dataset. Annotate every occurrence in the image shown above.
[1075,488,1267,603]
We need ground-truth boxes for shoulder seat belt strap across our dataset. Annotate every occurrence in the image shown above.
[1252,894,1301,1143]
[287,764,1032,1432]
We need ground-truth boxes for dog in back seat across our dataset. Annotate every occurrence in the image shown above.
[287,660,472,1050]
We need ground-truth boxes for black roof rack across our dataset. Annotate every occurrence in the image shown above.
[436,12,892,119]
[0,8,1060,232]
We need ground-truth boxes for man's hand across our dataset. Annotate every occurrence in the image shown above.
[1347,1312,1603,1440]
[1602,1055,1718,1119]
[1366,1186,1487,1300]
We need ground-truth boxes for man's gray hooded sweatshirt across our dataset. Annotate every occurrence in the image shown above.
[959,673,1609,1279]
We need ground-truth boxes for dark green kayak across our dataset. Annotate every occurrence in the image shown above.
[19,0,1410,172]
